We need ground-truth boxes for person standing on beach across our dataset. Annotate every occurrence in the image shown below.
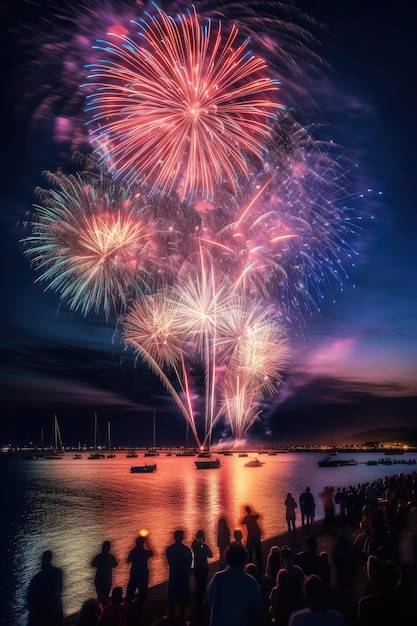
[285,493,298,538]
[91,540,118,605]
[319,486,335,533]
[205,542,263,626]
[241,505,263,575]
[299,487,316,535]
[26,550,63,626]
[166,529,192,626]
[216,516,231,570]
[191,529,213,612]
[126,534,153,607]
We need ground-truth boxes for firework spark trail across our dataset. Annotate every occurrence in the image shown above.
[123,261,290,444]
[122,291,202,444]
[86,5,281,198]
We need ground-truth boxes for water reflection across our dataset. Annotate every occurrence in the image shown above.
[3,451,417,625]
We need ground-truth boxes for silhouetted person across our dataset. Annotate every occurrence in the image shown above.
[192,530,213,611]
[294,536,331,586]
[285,492,298,538]
[299,487,315,534]
[91,540,118,605]
[269,567,305,626]
[332,534,357,590]
[101,587,128,626]
[241,505,263,575]
[76,598,102,626]
[288,574,346,626]
[358,555,411,625]
[264,546,281,597]
[319,486,335,533]
[205,542,263,626]
[166,529,192,626]
[26,550,63,626]
[126,535,153,607]
[216,516,231,570]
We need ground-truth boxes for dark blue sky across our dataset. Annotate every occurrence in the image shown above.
[1,0,416,448]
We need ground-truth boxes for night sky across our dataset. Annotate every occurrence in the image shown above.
[1,0,416,448]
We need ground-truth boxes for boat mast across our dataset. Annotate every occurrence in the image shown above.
[153,412,156,449]
[94,412,97,450]
[107,420,111,451]
[54,415,63,451]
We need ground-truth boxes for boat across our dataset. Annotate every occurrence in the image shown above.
[87,452,104,460]
[73,453,82,460]
[106,453,116,458]
[238,452,248,457]
[318,456,358,467]
[176,450,196,456]
[195,458,221,469]
[244,458,265,467]
[366,460,378,466]
[144,449,159,457]
[130,463,157,473]
[221,451,233,456]
[197,451,211,458]
[126,450,138,458]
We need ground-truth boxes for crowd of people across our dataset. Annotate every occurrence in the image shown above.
[26,471,417,626]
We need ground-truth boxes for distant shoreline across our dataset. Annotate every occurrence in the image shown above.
[3,445,417,454]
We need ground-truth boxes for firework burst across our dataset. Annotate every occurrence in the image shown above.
[86,5,281,198]
[22,169,155,318]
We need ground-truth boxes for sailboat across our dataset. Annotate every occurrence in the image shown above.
[88,412,105,459]
[106,421,116,458]
[43,416,64,459]
[144,412,159,456]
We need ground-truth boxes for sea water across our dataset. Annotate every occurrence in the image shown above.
[2,450,416,625]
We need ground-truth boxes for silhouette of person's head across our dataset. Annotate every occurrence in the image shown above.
[245,562,260,581]
[367,555,401,594]
[111,587,124,604]
[225,542,248,568]
[77,598,102,626]
[306,486,311,493]
[303,575,330,612]
[102,541,111,553]
[136,536,146,548]
[276,567,291,589]
[196,530,205,541]
[174,530,184,543]
[218,516,228,528]
[245,505,252,514]
[287,492,292,498]
[41,550,53,570]
[233,529,243,543]
[280,545,294,568]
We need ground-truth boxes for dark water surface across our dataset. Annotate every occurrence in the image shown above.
[2,450,416,625]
